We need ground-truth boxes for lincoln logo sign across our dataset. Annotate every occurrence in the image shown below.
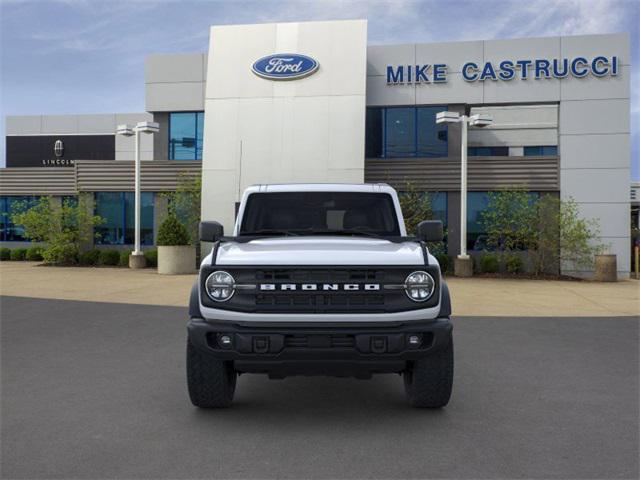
[54,139,64,158]
[386,55,620,84]
[252,53,319,80]
[260,283,380,291]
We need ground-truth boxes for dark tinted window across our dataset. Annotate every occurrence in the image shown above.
[169,112,204,160]
[365,106,448,158]
[240,192,400,236]
[524,145,558,156]
[0,196,39,241]
[95,192,154,245]
[468,146,509,156]
[386,108,415,157]
[365,108,383,158]
[416,107,448,157]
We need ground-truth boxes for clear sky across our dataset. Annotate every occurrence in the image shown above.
[1,0,638,179]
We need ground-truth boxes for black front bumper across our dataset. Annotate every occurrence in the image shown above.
[187,317,452,378]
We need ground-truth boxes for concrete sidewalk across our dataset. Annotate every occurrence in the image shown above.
[0,262,637,317]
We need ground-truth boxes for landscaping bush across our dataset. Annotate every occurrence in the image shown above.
[43,244,79,265]
[505,254,524,274]
[0,248,10,261]
[144,249,158,267]
[10,248,27,261]
[479,254,499,273]
[157,214,190,246]
[163,174,202,244]
[435,253,449,274]
[79,249,101,266]
[11,196,103,265]
[25,246,44,261]
[119,250,130,267]
[99,249,121,266]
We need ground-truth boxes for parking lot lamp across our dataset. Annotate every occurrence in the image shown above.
[436,111,492,276]
[116,121,159,268]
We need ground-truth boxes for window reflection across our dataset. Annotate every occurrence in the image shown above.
[169,112,204,160]
[366,107,448,158]
[95,192,154,245]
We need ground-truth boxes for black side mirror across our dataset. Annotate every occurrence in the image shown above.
[199,221,224,242]
[417,220,443,243]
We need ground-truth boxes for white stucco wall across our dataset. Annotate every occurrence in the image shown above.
[200,20,367,231]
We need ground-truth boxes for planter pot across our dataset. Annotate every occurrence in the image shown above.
[594,254,617,282]
[157,245,196,275]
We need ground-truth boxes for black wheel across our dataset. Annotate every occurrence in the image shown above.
[187,339,236,408]
[403,338,453,408]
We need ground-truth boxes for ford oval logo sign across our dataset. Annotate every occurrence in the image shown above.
[252,53,319,80]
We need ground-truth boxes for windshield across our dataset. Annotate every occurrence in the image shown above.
[239,192,401,237]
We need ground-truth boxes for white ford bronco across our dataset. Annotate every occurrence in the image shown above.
[187,184,453,408]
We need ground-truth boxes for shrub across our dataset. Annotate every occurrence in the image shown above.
[157,214,190,246]
[533,196,604,274]
[398,182,447,256]
[11,196,104,265]
[480,189,537,252]
[79,249,101,266]
[43,244,78,265]
[479,254,499,273]
[163,174,202,244]
[10,248,27,261]
[99,249,121,266]
[505,254,524,274]
[119,251,130,267]
[144,249,158,267]
[435,253,449,274]
[25,246,44,261]
[0,248,10,261]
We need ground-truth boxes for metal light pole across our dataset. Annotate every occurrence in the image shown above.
[116,121,159,268]
[436,111,492,276]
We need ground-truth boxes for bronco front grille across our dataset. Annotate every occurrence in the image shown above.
[200,266,440,314]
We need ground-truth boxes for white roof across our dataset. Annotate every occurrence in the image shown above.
[245,183,394,194]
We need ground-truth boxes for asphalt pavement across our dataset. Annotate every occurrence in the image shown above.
[1,296,638,479]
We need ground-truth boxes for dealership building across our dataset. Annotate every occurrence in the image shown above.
[0,20,632,277]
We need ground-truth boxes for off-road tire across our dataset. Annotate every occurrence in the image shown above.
[187,339,236,408]
[403,338,453,408]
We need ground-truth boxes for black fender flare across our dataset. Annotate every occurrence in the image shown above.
[189,282,202,318]
[439,281,452,318]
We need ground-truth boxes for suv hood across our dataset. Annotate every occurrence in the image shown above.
[208,237,430,266]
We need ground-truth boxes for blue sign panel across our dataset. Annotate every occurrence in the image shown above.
[386,55,620,84]
[252,53,319,80]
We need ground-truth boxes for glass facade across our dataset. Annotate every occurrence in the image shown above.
[468,146,509,156]
[524,145,558,156]
[95,192,154,245]
[0,196,39,242]
[169,112,204,160]
[366,106,448,158]
[430,192,448,227]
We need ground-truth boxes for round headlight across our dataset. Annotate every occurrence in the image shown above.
[205,271,235,302]
[404,271,435,302]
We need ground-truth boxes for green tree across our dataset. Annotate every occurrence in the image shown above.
[529,195,604,274]
[480,188,537,252]
[480,190,604,276]
[398,182,446,256]
[162,173,201,245]
[11,196,104,265]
